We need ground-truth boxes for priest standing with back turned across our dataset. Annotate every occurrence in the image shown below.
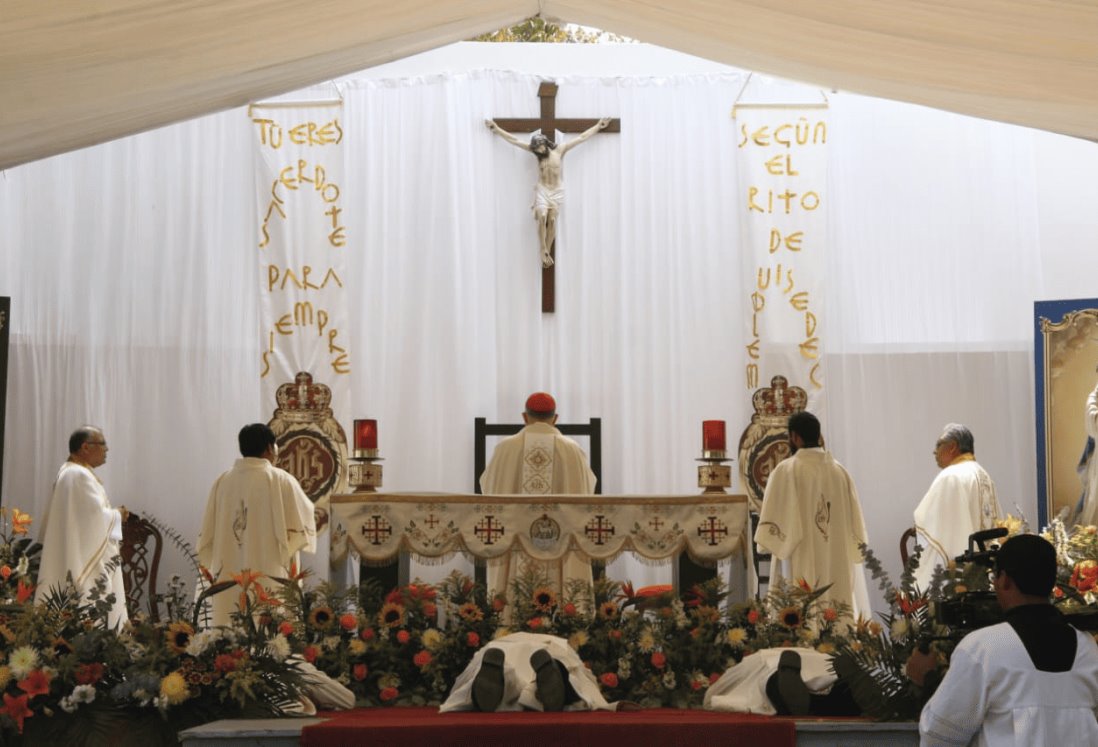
[481,392,596,609]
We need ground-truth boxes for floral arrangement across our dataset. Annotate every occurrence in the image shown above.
[0,508,37,608]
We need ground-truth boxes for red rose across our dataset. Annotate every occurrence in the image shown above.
[303,645,319,664]
[651,652,667,669]
[528,617,543,630]
[353,663,368,681]
[413,650,432,668]
[467,632,480,647]
[339,613,357,631]
[386,590,403,604]
[422,603,438,618]
[75,663,104,685]
[690,679,703,691]
[361,628,376,641]
[278,621,294,636]
[709,672,721,684]
[214,653,238,674]
[598,672,618,688]
[396,630,410,644]
[747,609,760,624]
[492,597,506,612]
[379,686,398,702]
[407,584,421,599]
[562,603,577,617]
[423,587,437,601]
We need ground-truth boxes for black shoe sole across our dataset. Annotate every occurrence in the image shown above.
[530,648,566,712]
[472,647,505,712]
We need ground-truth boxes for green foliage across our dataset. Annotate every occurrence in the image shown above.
[472,17,626,44]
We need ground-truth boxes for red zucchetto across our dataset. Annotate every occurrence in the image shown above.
[525,392,556,416]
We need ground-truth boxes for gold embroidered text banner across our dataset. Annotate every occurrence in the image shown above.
[331,493,750,565]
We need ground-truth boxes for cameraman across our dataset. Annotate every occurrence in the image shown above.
[906,534,1098,745]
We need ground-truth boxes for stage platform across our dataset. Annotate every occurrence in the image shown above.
[178,708,919,746]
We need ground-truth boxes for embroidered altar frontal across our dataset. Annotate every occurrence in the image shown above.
[332,493,749,565]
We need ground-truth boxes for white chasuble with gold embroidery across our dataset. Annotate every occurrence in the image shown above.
[481,423,596,611]
[754,447,870,617]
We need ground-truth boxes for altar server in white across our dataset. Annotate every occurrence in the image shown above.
[754,411,870,617]
[197,423,316,626]
[909,534,1098,745]
[481,392,596,607]
[440,632,611,713]
[912,423,1002,590]
[37,426,130,628]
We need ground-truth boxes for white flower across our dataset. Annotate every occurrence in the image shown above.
[266,634,291,662]
[72,684,96,704]
[8,646,39,678]
[661,670,677,689]
[60,696,78,714]
[891,618,909,640]
[186,629,225,657]
[322,635,342,651]
[14,556,28,577]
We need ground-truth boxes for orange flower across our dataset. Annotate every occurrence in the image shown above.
[339,613,358,631]
[15,580,33,604]
[199,565,215,584]
[353,663,368,681]
[0,567,10,580]
[3,693,32,733]
[9,509,31,536]
[562,603,578,617]
[278,621,294,636]
[598,672,618,688]
[650,652,667,669]
[232,569,262,591]
[413,650,432,668]
[823,608,838,622]
[360,628,376,641]
[466,632,480,647]
[17,670,50,699]
[303,645,319,664]
[746,609,760,625]
[527,616,543,630]
[422,602,438,618]
[379,686,398,702]
[797,578,812,592]
[396,630,410,644]
[1071,560,1098,593]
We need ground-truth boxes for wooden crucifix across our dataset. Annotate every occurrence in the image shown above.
[487,82,620,313]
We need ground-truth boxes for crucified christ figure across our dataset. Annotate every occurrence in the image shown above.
[487,117,611,268]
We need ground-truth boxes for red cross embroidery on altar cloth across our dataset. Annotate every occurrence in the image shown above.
[474,515,505,545]
[585,515,615,545]
[361,515,392,545]
[697,516,728,546]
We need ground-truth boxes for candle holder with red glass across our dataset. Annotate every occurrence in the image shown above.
[349,419,384,492]
[697,419,732,494]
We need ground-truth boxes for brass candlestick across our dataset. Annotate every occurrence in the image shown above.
[348,448,384,492]
[697,450,732,494]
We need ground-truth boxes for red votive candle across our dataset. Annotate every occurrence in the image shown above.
[702,420,726,452]
[354,419,378,450]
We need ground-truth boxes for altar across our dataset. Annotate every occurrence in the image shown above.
[331,492,754,595]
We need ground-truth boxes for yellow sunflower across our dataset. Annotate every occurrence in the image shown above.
[778,606,803,629]
[458,603,483,623]
[308,606,335,629]
[378,602,406,629]
[166,622,194,654]
[532,587,557,613]
[598,601,619,621]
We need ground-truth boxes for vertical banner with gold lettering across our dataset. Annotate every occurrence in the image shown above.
[737,106,828,411]
[251,104,350,577]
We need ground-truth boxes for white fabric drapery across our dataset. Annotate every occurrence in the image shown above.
[2,44,1097,607]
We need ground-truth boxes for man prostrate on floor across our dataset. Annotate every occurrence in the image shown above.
[440,632,611,713]
[481,392,597,609]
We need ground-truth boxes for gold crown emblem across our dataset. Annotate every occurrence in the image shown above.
[274,371,333,422]
[750,376,807,423]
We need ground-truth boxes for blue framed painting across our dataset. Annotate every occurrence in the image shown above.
[1035,298,1098,528]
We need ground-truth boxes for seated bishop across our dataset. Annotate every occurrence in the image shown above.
[481,392,597,612]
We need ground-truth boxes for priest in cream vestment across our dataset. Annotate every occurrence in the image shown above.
[913,423,1002,591]
[37,426,130,628]
[481,393,597,610]
[197,423,316,626]
[754,412,870,618]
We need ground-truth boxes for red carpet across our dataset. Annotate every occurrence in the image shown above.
[301,706,795,747]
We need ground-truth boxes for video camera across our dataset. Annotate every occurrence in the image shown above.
[934,527,1008,633]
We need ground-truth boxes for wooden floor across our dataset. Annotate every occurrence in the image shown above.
[179,715,920,746]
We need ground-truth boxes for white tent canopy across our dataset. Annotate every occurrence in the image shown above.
[3,0,1096,170]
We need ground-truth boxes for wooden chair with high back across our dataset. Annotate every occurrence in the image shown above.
[120,512,164,621]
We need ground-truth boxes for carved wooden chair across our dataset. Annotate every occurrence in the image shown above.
[473,417,602,494]
[120,512,163,621]
[900,526,919,568]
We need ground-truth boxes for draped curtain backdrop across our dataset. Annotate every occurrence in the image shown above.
[2,44,1097,602]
